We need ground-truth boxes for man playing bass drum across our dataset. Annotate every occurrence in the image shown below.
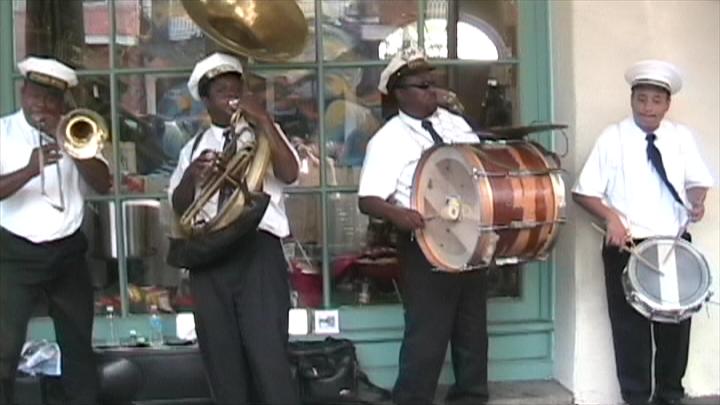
[358,47,490,405]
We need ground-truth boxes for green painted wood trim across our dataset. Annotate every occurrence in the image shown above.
[20,0,556,383]
[0,0,15,115]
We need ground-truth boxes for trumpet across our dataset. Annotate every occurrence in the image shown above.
[36,109,109,211]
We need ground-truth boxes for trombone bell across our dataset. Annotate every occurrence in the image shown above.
[59,109,109,160]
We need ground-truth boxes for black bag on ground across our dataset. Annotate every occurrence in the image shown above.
[166,192,270,270]
[288,337,391,405]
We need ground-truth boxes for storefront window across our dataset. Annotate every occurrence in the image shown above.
[8,0,527,316]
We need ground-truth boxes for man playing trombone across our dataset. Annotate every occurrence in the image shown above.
[0,56,111,404]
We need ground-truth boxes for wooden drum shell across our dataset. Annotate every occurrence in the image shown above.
[411,142,565,272]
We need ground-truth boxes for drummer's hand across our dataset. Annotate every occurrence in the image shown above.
[605,215,630,248]
[688,202,705,222]
[390,207,425,231]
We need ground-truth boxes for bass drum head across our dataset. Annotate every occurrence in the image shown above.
[411,144,491,271]
[624,237,712,323]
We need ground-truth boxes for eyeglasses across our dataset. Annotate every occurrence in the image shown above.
[395,82,435,90]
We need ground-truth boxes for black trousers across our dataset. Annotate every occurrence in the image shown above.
[189,230,299,405]
[393,235,489,405]
[602,242,691,404]
[0,227,98,405]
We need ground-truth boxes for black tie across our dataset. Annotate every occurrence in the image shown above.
[217,131,234,210]
[421,120,445,145]
[646,133,684,206]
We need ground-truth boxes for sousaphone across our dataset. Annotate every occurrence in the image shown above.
[177,0,308,236]
[181,0,308,62]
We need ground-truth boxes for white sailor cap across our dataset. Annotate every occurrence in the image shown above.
[188,53,244,100]
[624,59,682,95]
[17,56,78,91]
[378,47,434,95]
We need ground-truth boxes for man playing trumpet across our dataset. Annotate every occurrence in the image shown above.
[0,56,110,404]
[168,53,300,405]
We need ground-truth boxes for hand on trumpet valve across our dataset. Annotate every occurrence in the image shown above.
[27,144,62,175]
[187,149,219,184]
[229,95,272,127]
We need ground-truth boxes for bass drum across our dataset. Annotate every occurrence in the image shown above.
[410,141,565,272]
[623,237,712,323]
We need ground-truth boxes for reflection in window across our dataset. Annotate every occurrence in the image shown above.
[379,18,507,60]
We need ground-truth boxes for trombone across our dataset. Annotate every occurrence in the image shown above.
[35,109,109,211]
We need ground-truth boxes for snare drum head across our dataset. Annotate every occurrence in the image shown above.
[411,144,490,271]
[625,237,712,321]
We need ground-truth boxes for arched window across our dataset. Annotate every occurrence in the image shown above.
[379,16,509,61]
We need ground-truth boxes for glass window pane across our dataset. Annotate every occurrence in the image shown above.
[378,0,516,60]
[285,192,324,308]
[84,201,122,315]
[433,64,519,128]
[14,0,110,69]
[321,0,420,61]
[331,197,401,307]
[258,69,320,187]
[117,0,317,68]
[323,67,384,187]
[87,199,187,315]
[114,72,200,194]
[114,0,221,69]
[487,266,521,298]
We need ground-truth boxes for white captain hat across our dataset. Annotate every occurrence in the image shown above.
[188,53,244,100]
[624,59,682,95]
[17,56,78,90]
[378,47,434,95]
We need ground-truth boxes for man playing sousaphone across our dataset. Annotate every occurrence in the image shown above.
[358,47,490,405]
[0,56,111,404]
[167,53,300,405]
[573,60,713,405]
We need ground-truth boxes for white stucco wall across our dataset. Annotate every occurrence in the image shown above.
[550,1,720,404]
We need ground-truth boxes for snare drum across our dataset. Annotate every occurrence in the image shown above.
[623,237,713,323]
[410,141,565,272]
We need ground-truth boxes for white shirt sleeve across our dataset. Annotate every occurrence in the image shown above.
[272,122,300,185]
[572,127,615,198]
[167,136,196,208]
[680,126,714,189]
[358,130,406,200]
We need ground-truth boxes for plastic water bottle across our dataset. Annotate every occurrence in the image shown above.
[148,305,164,347]
[106,305,120,346]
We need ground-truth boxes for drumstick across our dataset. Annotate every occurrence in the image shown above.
[662,217,691,265]
[590,223,664,276]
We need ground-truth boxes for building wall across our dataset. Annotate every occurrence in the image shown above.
[551,1,720,403]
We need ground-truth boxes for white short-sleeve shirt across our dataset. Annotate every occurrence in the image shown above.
[573,117,713,238]
[358,107,477,208]
[0,110,95,243]
[168,118,299,238]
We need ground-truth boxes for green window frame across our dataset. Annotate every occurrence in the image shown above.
[1,0,555,382]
